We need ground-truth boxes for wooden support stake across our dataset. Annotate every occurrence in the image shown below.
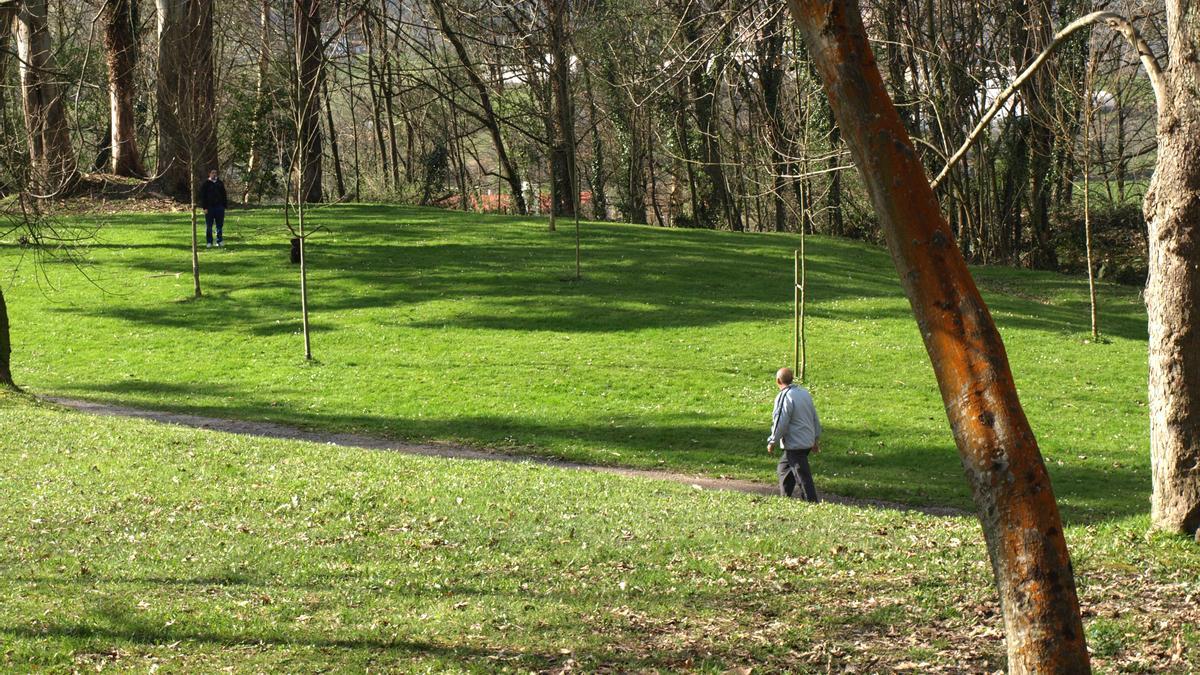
[800,231,807,381]
[794,249,800,376]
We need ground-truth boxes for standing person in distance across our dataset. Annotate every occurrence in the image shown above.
[767,367,821,501]
[200,168,228,248]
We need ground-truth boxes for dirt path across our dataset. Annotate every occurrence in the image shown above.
[45,396,967,518]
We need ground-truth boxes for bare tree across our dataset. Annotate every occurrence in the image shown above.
[923,4,1197,537]
[546,0,577,217]
[160,16,219,299]
[428,0,528,214]
[243,0,271,202]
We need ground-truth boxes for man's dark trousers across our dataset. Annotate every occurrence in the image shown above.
[205,207,225,245]
[778,448,818,501]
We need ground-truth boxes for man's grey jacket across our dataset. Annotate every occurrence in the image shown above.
[768,384,821,450]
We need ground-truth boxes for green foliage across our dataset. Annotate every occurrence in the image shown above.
[0,205,1155,525]
[224,85,284,200]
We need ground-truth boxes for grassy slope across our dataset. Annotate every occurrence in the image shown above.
[1,391,1197,673]
[2,205,1151,524]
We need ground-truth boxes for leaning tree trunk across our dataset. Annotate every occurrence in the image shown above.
[783,0,1091,671]
[14,0,79,194]
[429,0,527,215]
[101,0,145,177]
[156,0,217,200]
[1145,0,1200,537]
[295,0,323,203]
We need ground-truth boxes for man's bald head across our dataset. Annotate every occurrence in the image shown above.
[775,367,794,385]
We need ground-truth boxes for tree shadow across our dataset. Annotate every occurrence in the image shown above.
[0,572,820,671]
[61,376,1149,526]
[59,204,1149,341]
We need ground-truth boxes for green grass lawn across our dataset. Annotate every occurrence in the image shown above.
[2,204,1152,524]
[1,391,1196,672]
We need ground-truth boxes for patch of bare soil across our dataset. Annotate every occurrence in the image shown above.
[44,173,184,215]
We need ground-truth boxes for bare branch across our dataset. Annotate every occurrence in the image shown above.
[930,10,1166,191]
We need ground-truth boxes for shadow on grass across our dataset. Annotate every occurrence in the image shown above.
[55,204,1149,338]
[0,621,547,666]
[0,586,797,671]
[63,376,1150,526]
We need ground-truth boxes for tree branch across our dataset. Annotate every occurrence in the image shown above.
[930,10,1166,191]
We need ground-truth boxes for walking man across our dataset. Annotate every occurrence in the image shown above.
[200,168,228,248]
[767,367,821,501]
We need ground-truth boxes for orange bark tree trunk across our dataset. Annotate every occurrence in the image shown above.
[782,0,1091,671]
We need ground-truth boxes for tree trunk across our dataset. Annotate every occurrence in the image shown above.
[756,9,789,233]
[1011,0,1058,269]
[156,0,217,200]
[101,0,145,177]
[583,66,607,220]
[295,0,323,203]
[682,2,740,231]
[243,0,269,202]
[0,284,14,389]
[783,0,1091,671]
[624,107,647,224]
[383,57,401,188]
[189,159,202,298]
[0,29,12,157]
[674,79,698,225]
[14,0,79,194]
[826,120,844,235]
[429,0,527,214]
[547,0,577,217]
[323,77,346,201]
[689,58,741,230]
[1144,0,1200,537]
[362,12,390,190]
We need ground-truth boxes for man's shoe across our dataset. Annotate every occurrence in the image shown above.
[206,243,212,248]
[217,241,223,248]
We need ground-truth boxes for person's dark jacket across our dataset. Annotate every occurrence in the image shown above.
[199,179,228,210]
